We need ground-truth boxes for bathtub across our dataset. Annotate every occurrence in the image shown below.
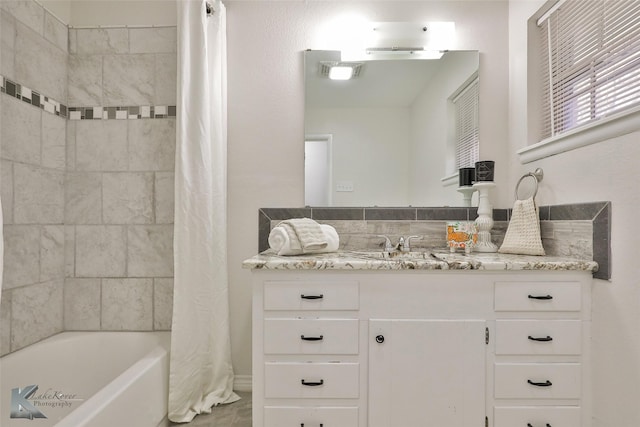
[1,332,170,427]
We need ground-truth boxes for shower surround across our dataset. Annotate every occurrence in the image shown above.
[0,0,177,356]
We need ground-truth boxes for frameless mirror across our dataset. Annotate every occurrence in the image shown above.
[304,49,479,207]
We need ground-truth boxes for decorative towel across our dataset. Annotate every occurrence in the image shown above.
[278,218,328,251]
[269,221,339,256]
[498,197,546,256]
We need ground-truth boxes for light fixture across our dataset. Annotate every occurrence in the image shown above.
[328,66,354,80]
[319,61,364,81]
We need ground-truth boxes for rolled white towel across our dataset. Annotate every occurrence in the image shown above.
[268,223,340,256]
[268,225,302,256]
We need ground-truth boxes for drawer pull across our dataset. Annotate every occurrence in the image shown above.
[301,424,323,427]
[528,335,553,342]
[300,335,324,341]
[301,379,324,386]
[528,294,553,300]
[527,424,552,427]
[527,379,552,387]
[300,294,324,300]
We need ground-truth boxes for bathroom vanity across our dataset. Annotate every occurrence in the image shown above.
[243,251,597,427]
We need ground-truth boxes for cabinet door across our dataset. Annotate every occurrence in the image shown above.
[369,320,486,427]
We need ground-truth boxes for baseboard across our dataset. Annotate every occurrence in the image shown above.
[234,374,252,392]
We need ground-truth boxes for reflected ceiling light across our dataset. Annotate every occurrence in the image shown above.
[319,61,364,81]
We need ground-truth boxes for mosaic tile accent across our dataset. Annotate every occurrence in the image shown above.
[0,75,175,120]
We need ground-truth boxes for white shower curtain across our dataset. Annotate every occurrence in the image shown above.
[169,0,239,422]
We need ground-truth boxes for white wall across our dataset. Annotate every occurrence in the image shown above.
[508,1,640,425]
[226,0,509,377]
[305,107,410,206]
[409,50,479,206]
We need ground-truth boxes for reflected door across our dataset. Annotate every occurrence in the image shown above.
[304,135,332,206]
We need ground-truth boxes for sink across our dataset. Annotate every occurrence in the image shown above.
[347,250,435,261]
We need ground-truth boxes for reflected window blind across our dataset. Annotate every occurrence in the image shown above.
[539,0,640,140]
[454,77,479,169]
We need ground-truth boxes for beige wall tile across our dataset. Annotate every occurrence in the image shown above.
[43,10,66,53]
[11,279,63,351]
[66,120,76,170]
[0,0,44,36]
[64,278,101,330]
[155,53,177,105]
[40,225,64,282]
[1,95,41,165]
[68,55,103,106]
[0,290,11,356]
[2,225,40,289]
[1,160,13,224]
[103,54,155,106]
[155,172,174,224]
[13,163,64,224]
[103,172,154,224]
[127,225,173,277]
[76,120,128,171]
[102,278,153,330]
[128,119,175,171]
[64,226,74,277]
[15,20,67,102]
[153,278,173,330]
[41,112,66,170]
[1,11,16,79]
[74,28,128,55]
[130,27,176,54]
[65,172,102,224]
[75,225,126,277]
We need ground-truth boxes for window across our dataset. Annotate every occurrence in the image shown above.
[538,0,640,141]
[453,77,479,169]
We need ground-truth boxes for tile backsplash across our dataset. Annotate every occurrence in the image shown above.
[258,202,611,280]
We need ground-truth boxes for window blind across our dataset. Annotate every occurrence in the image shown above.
[454,77,479,169]
[539,0,640,140]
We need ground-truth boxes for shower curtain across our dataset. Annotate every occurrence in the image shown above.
[169,0,239,422]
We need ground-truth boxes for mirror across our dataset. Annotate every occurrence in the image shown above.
[304,49,479,207]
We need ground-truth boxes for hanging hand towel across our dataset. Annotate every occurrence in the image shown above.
[498,197,546,256]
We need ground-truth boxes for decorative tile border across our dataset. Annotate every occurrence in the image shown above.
[1,75,176,120]
[257,201,611,280]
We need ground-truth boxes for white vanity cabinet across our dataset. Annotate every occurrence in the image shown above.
[250,270,592,427]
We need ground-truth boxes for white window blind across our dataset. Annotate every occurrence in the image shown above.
[453,77,479,169]
[539,0,640,140]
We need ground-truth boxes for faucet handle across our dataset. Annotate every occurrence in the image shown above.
[405,235,423,251]
[376,235,395,252]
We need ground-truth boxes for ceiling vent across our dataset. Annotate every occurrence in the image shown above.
[319,61,364,79]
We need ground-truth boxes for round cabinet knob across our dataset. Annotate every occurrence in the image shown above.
[375,335,385,343]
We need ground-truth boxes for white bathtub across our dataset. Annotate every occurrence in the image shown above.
[1,332,170,427]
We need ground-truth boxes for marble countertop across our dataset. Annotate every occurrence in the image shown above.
[242,250,599,272]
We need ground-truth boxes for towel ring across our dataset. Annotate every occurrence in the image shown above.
[515,168,544,200]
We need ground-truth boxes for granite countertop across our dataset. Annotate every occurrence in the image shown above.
[242,250,599,272]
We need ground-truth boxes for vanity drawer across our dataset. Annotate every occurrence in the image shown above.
[494,406,581,427]
[495,320,581,355]
[494,282,581,312]
[264,362,359,398]
[494,363,581,399]
[264,406,358,427]
[264,318,359,354]
[264,281,359,311]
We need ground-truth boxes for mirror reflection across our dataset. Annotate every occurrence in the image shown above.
[304,49,479,207]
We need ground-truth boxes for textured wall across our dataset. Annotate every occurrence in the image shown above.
[64,26,177,332]
[1,1,68,355]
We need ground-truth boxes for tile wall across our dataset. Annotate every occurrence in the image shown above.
[0,0,177,356]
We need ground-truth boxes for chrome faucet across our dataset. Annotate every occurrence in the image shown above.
[377,235,423,252]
